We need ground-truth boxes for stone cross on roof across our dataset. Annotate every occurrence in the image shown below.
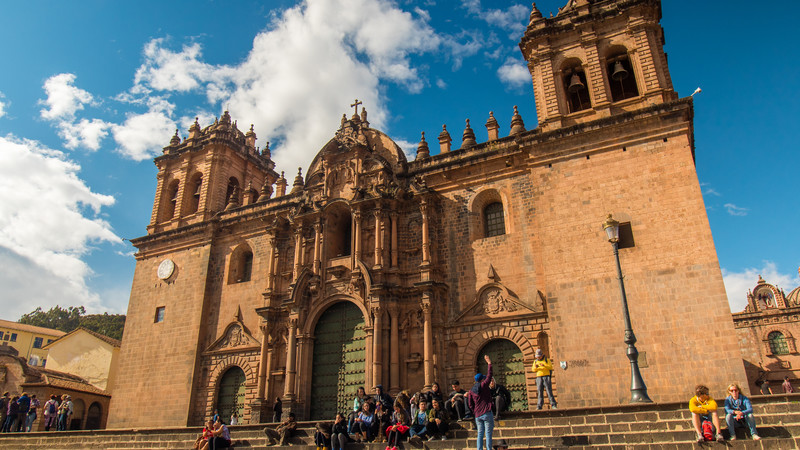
[351,99,363,116]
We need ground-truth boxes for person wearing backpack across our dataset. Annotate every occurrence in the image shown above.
[689,384,724,443]
[43,395,58,431]
[531,349,557,410]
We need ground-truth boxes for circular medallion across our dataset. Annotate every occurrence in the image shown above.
[157,259,175,280]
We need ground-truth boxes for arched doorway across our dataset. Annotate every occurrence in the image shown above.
[217,366,246,423]
[310,301,366,419]
[70,398,85,430]
[477,339,529,411]
[85,402,102,429]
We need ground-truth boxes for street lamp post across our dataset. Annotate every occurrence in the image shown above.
[602,214,652,403]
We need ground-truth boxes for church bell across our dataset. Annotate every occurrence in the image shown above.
[611,60,629,81]
[567,72,585,93]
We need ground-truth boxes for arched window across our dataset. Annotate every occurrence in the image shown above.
[163,180,180,221]
[769,331,789,355]
[326,205,352,258]
[187,173,202,214]
[607,47,639,102]
[225,177,240,207]
[228,243,254,284]
[562,59,591,113]
[484,202,506,237]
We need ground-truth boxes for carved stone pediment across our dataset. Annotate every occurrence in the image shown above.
[206,321,260,353]
[454,283,545,324]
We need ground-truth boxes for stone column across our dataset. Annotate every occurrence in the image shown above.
[284,318,298,400]
[372,306,383,388]
[265,234,277,293]
[420,201,430,265]
[251,321,274,423]
[353,209,362,262]
[292,225,303,281]
[422,301,433,388]
[313,220,322,275]
[390,212,398,268]
[373,208,383,270]
[389,306,400,394]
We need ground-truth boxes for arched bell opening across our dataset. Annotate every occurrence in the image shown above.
[186,172,203,215]
[325,203,352,258]
[225,177,240,207]
[162,179,180,222]
[561,59,591,113]
[606,46,639,102]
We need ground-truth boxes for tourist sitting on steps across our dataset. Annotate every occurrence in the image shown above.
[724,383,761,441]
[427,398,450,440]
[201,417,231,450]
[689,384,725,443]
[192,419,214,450]
[489,378,511,420]
[446,380,468,421]
[408,399,429,443]
[314,420,332,450]
[264,412,297,446]
[352,401,377,442]
[386,402,410,450]
[330,413,351,450]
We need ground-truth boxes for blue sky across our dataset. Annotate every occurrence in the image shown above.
[0,0,797,319]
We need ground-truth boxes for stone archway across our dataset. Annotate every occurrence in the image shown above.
[476,339,529,411]
[85,402,102,430]
[217,366,246,423]
[310,301,366,420]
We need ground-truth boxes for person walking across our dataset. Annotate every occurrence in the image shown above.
[531,349,557,410]
[42,395,58,431]
[467,355,494,450]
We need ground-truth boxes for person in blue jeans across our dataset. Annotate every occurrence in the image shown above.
[724,383,761,441]
[467,355,493,450]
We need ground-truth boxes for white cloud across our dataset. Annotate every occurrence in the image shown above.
[393,138,419,161]
[436,78,447,89]
[723,262,800,313]
[112,109,177,161]
[0,91,7,119]
[40,73,95,121]
[58,118,111,151]
[724,203,748,216]
[0,135,120,317]
[461,1,529,37]
[497,57,530,88]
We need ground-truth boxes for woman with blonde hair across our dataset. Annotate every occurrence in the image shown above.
[724,383,761,441]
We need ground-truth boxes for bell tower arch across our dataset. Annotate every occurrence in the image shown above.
[520,0,677,130]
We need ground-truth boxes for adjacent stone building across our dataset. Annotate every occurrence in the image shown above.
[108,0,747,428]
[733,271,800,394]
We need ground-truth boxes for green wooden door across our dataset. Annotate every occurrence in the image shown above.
[311,302,366,419]
[218,366,246,423]
[477,339,529,411]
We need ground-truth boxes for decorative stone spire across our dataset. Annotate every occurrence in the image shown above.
[509,105,526,135]
[261,141,271,159]
[219,110,232,128]
[438,125,452,153]
[290,167,304,194]
[530,2,542,20]
[169,129,181,146]
[276,171,288,197]
[485,112,499,141]
[245,124,256,148]
[361,108,369,128]
[461,119,476,149]
[225,185,240,210]
[188,117,201,139]
[257,178,274,202]
[416,131,430,160]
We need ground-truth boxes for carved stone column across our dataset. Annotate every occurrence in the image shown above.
[265,233,277,293]
[390,212,398,268]
[353,209,362,262]
[389,306,400,394]
[251,320,273,423]
[372,306,383,388]
[422,301,433,388]
[292,225,303,281]
[313,220,322,274]
[420,201,430,265]
[373,209,383,270]
[284,318,298,400]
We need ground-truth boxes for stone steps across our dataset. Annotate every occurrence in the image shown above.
[0,395,798,449]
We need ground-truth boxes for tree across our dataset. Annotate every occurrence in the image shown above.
[18,306,125,341]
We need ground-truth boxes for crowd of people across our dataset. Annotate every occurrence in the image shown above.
[0,392,74,433]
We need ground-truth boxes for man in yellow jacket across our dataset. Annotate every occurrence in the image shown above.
[689,384,724,443]
[531,349,557,410]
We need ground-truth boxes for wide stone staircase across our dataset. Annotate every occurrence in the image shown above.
[1,394,798,449]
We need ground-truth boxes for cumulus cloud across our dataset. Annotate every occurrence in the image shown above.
[130,0,443,171]
[40,73,95,121]
[724,203,748,216]
[723,262,800,313]
[111,107,177,161]
[0,92,7,119]
[497,57,530,88]
[461,0,529,37]
[0,135,120,317]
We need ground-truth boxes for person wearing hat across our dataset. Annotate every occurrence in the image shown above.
[467,355,494,450]
[532,349,557,410]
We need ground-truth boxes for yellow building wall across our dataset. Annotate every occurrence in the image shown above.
[45,331,117,391]
[0,322,63,367]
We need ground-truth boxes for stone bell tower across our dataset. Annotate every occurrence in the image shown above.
[521,0,678,131]
[147,111,278,235]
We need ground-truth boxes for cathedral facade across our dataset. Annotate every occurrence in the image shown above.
[108,0,747,428]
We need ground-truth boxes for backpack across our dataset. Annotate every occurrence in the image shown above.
[701,416,713,441]
[48,401,57,415]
